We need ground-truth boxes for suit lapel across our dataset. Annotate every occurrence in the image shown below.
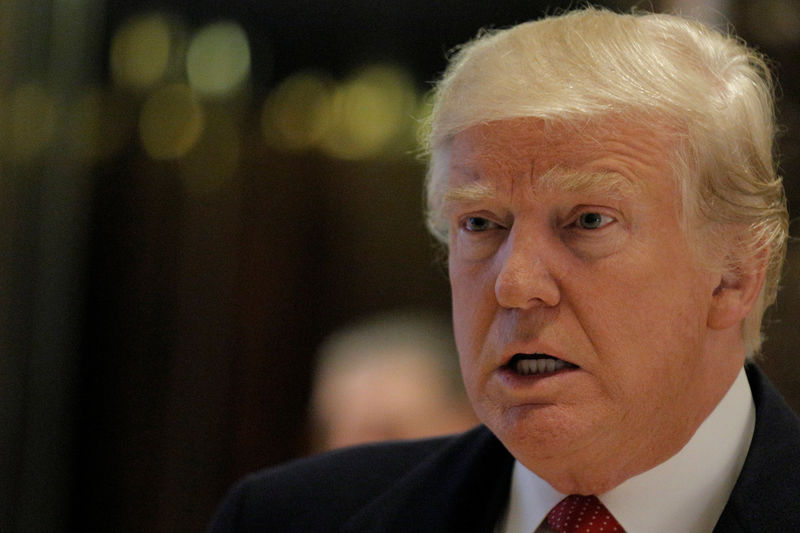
[343,425,514,532]
[714,364,800,532]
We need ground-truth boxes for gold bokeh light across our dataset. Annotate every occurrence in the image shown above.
[414,89,435,155]
[318,64,418,160]
[0,83,58,162]
[261,70,333,151]
[139,83,204,160]
[110,13,173,91]
[186,21,252,98]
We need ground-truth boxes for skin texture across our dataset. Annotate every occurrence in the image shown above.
[444,118,763,495]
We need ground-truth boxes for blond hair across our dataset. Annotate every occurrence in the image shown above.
[424,8,788,357]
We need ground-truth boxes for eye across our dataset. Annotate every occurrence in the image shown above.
[463,216,499,232]
[576,212,614,230]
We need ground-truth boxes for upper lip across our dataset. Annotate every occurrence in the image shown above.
[500,341,577,368]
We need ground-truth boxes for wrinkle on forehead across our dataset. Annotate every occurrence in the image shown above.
[443,166,640,208]
[443,118,661,206]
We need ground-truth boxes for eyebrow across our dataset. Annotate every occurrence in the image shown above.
[442,167,640,206]
[540,168,640,197]
[442,181,495,204]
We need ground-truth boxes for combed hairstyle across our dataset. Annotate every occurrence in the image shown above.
[423,7,788,357]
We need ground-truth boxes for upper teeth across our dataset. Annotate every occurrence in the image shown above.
[516,357,568,375]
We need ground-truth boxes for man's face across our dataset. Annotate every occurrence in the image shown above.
[445,118,743,494]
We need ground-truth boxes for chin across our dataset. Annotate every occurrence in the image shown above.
[539,469,627,496]
[490,408,577,459]
[489,409,631,491]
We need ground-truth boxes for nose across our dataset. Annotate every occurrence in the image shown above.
[494,232,561,309]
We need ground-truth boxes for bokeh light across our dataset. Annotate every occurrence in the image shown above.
[261,70,333,151]
[317,64,418,160]
[186,21,252,98]
[414,89,435,154]
[0,82,58,162]
[110,13,174,91]
[139,83,204,160]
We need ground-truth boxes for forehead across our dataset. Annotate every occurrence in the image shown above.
[445,118,678,201]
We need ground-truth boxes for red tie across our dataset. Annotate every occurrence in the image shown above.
[546,495,624,533]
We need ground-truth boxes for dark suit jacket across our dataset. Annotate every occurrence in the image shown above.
[209,364,800,532]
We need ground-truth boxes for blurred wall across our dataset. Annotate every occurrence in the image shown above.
[0,1,798,532]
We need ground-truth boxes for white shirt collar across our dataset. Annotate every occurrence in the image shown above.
[499,366,755,533]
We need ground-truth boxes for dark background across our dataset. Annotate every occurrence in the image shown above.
[1,1,799,531]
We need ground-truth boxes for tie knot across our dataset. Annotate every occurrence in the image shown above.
[546,495,624,533]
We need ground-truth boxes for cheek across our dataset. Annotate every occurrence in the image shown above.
[577,266,712,383]
[450,286,483,366]
[449,259,493,320]
[449,264,496,374]
[449,268,475,349]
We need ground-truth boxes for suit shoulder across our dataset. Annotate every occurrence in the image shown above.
[717,365,800,531]
[258,434,453,495]
[208,433,464,532]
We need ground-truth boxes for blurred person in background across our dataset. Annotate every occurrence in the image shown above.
[308,310,476,452]
[210,7,800,531]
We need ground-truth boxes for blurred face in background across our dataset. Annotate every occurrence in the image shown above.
[311,349,476,451]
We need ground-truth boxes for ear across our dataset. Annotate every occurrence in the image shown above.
[707,253,767,330]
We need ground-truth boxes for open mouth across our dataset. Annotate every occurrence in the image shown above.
[507,353,579,375]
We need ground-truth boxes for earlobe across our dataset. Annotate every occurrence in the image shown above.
[707,263,767,330]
